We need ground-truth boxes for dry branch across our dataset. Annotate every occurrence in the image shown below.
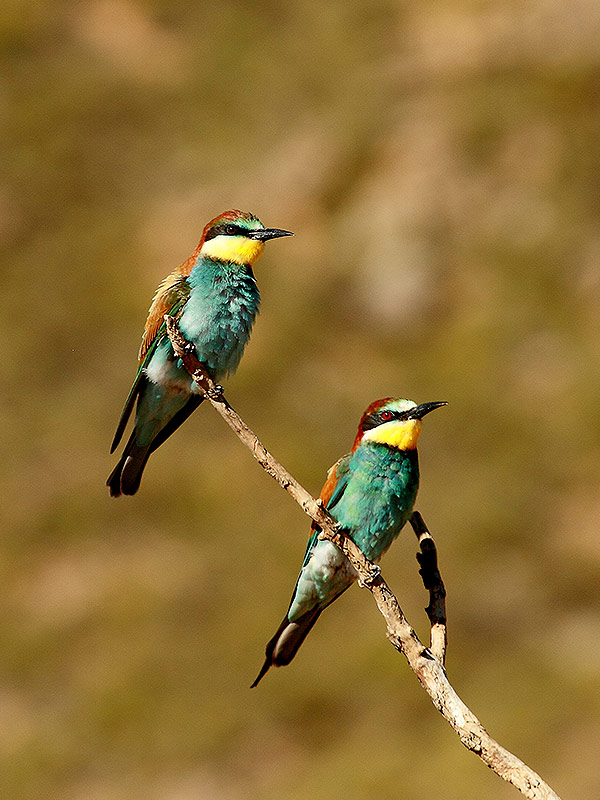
[410,510,447,663]
[165,314,561,800]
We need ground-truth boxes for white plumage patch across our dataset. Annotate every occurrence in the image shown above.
[308,539,342,581]
[288,540,354,620]
[144,357,198,392]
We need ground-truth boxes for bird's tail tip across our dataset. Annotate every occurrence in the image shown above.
[107,443,149,498]
[251,608,322,687]
[106,464,123,497]
[250,660,271,688]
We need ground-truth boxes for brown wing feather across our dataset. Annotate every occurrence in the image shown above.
[310,455,349,533]
[138,248,200,363]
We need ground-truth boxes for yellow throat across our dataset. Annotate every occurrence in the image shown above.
[362,419,422,450]
[200,234,265,265]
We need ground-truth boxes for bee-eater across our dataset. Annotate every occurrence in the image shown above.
[107,210,293,497]
[251,396,446,686]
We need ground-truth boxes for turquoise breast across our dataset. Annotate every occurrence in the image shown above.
[179,258,261,379]
[335,442,420,561]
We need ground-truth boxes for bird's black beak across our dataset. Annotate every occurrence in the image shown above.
[409,401,448,420]
[248,228,294,241]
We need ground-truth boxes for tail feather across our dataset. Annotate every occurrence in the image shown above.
[110,375,146,454]
[147,395,203,455]
[251,607,322,688]
[107,395,203,497]
[106,434,151,497]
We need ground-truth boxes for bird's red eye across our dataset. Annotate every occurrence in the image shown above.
[381,410,393,421]
[225,225,237,235]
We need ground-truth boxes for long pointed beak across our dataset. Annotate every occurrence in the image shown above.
[409,401,448,420]
[248,228,294,241]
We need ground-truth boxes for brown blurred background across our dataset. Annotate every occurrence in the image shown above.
[2,1,600,798]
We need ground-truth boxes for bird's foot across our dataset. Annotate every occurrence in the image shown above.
[358,564,381,588]
[206,384,224,400]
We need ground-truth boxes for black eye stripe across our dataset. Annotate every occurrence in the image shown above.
[363,411,394,430]
[361,415,379,432]
[204,223,247,241]
[362,408,416,432]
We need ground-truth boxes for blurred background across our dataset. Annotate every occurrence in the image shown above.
[2,1,600,797]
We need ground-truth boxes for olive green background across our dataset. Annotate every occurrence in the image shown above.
[3,1,600,798]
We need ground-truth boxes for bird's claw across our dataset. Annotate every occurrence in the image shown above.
[358,564,381,588]
[206,384,224,400]
[317,518,341,540]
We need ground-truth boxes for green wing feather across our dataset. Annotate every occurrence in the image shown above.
[325,456,351,510]
[299,454,352,569]
[110,279,191,453]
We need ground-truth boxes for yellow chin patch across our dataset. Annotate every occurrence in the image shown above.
[362,419,422,450]
[200,234,265,265]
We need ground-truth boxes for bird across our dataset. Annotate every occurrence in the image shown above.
[251,396,446,686]
[107,210,293,497]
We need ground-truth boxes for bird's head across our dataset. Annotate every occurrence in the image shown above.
[352,397,447,452]
[198,210,293,266]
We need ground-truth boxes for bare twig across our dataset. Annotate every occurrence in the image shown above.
[165,315,561,800]
[164,316,338,535]
[410,511,447,663]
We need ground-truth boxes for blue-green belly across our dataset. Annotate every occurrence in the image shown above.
[288,443,419,621]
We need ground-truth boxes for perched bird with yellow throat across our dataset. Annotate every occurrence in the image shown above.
[107,210,293,497]
[252,396,446,686]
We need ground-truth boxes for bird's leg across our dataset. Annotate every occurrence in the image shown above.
[358,563,381,588]
[180,344,222,400]
[205,384,224,401]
